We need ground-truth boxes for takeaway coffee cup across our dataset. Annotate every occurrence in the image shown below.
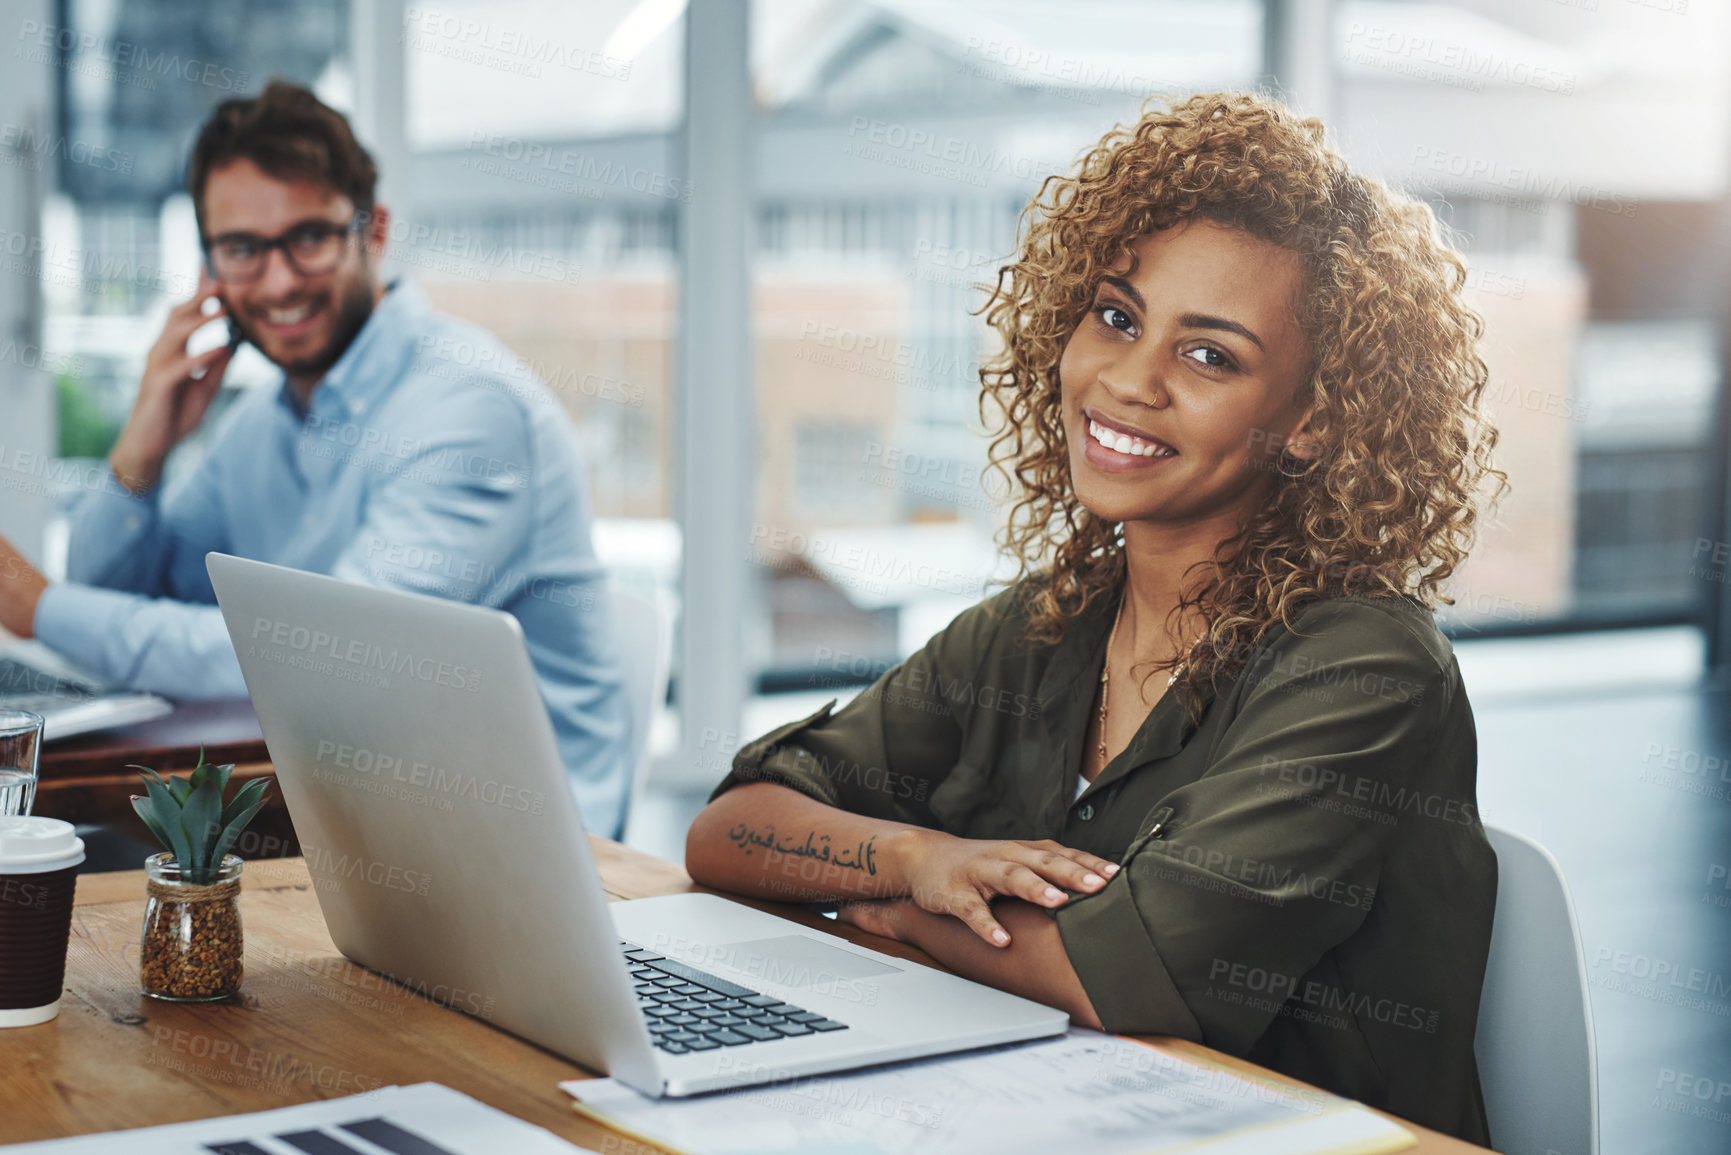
[0,816,86,1026]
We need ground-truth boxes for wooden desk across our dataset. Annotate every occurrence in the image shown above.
[40,698,269,779]
[0,842,1495,1153]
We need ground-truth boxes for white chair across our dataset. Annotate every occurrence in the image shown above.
[1474,824,1599,1155]
[607,583,673,838]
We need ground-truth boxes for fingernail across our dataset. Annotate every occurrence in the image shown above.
[991,929,1008,945]
[1103,864,1120,875]
[1083,873,1105,887]
[1044,886,1065,903]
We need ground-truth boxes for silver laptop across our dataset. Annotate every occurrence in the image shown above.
[0,641,172,740]
[205,552,1067,1097]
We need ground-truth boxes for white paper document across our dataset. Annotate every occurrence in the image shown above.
[6,1082,600,1155]
[561,1029,1416,1155]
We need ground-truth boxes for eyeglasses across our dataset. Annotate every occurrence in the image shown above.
[202,215,364,283]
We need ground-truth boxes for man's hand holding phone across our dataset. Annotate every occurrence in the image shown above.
[109,272,239,495]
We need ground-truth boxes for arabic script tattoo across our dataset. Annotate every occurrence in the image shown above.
[726,823,879,876]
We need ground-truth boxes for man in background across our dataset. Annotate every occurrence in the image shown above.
[0,80,633,838]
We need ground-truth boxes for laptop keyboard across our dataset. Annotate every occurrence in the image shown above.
[0,657,96,709]
[619,941,849,1054]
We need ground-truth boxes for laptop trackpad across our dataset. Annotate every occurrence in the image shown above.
[718,935,903,986]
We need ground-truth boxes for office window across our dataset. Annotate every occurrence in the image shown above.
[792,421,883,518]
[749,1,1264,679]
[579,401,663,511]
[1573,320,1718,618]
[21,0,1731,766]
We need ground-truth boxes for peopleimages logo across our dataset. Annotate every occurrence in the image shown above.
[16,20,250,93]
[314,740,546,815]
[0,123,133,173]
[248,618,483,693]
[301,844,432,897]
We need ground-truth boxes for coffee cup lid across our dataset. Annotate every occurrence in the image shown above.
[0,816,86,869]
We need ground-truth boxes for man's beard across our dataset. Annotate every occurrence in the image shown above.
[232,272,376,380]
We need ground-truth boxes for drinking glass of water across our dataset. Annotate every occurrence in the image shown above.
[0,711,44,817]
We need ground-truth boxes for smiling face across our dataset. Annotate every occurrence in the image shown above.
[1058,218,1320,537]
[200,157,386,393]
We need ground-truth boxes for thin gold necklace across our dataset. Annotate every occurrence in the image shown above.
[1096,598,1123,772]
[1097,595,1188,772]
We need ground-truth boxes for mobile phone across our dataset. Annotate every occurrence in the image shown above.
[188,295,241,364]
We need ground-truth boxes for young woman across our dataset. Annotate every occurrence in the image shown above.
[687,92,1503,1145]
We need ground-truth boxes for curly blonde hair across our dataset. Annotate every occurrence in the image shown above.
[978,92,1507,718]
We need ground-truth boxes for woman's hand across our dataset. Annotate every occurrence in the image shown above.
[836,896,913,941]
[886,830,1120,947]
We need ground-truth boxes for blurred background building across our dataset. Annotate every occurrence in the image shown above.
[16,2,1728,688]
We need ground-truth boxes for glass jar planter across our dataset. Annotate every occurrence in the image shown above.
[140,852,244,1001]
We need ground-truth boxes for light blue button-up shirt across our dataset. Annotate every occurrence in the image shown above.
[34,280,633,837]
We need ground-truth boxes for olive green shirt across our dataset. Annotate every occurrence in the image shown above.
[710,580,1495,1146]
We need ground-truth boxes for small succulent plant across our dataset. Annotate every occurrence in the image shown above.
[130,749,273,884]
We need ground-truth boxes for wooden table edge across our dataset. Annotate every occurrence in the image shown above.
[52,845,1496,1154]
